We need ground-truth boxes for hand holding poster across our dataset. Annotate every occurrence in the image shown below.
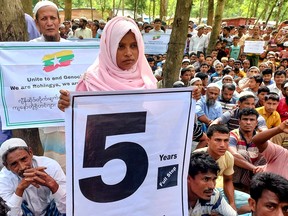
[65,88,195,216]
[0,42,99,129]
[243,40,265,54]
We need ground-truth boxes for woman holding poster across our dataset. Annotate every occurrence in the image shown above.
[58,16,157,110]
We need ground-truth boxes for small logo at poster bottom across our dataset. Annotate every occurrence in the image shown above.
[157,164,178,189]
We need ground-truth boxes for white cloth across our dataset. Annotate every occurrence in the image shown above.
[189,189,237,216]
[74,28,92,39]
[30,35,69,42]
[189,34,208,53]
[0,156,66,216]
[268,84,284,99]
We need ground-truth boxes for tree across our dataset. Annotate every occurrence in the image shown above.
[64,0,72,21]
[160,0,168,21]
[0,0,43,155]
[206,0,226,55]
[207,0,214,26]
[163,0,192,88]
[21,0,33,16]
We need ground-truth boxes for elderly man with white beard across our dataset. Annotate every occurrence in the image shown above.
[196,83,222,132]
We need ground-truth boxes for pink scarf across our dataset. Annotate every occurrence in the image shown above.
[76,16,157,91]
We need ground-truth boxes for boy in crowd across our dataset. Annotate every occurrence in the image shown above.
[261,68,274,86]
[256,93,281,129]
[255,86,270,108]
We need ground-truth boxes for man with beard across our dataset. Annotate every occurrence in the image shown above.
[0,138,66,215]
[196,83,222,132]
[188,151,237,216]
[31,1,66,42]
[74,17,92,39]
[97,19,106,38]
[228,108,266,191]
[30,1,69,172]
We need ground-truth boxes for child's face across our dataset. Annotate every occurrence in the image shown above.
[274,74,286,85]
[181,71,192,83]
[205,57,213,66]
[182,62,190,68]
[248,78,257,89]
[263,74,272,82]
[233,38,239,45]
[258,92,268,105]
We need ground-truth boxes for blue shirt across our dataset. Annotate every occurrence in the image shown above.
[196,96,222,120]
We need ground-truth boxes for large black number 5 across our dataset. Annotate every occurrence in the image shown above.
[79,112,148,203]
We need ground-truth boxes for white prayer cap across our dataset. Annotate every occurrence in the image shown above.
[239,91,255,99]
[222,75,233,80]
[33,1,58,15]
[190,77,202,85]
[284,82,288,89]
[0,138,28,160]
[207,83,221,91]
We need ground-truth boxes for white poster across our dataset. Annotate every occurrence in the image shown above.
[0,42,99,129]
[65,88,195,216]
[244,40,265,54]
[143,33,170,54]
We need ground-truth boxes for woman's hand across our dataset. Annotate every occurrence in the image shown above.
[58,89,70,112]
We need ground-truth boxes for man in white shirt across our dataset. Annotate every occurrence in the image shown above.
[149,18,164,33]
[75,17,92,39]
[189,25,208,54]
[0,138,66,216]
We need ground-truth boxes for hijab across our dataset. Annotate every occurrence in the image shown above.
[76,16,157,91]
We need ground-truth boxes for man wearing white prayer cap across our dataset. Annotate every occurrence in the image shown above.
[31,0,67,42]
[30,1,68,172]
[195,83,222,131]
[0,138,66,215]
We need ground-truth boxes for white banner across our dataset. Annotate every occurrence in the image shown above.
[0,42,99,129]
[244,40,265,54]
[143,33,170,54]
[65,88,195,216]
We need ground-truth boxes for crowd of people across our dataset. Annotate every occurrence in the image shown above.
[0,0,288,215]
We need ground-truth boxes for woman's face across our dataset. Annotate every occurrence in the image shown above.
[116,31,139,70]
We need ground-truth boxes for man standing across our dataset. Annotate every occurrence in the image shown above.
[188,152,237,216]
[31,1,65,42]
[31,1,68,171]
[149,18,164,33]
[74,17,92,39]
[189,25,208,55]
[0,138,66,215]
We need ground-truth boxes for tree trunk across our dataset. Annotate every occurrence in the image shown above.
[160,0,168,21]
[275,0,284,27]
[198,0,204,24]
[163,0,192,88]
[122,0,125,16]
[134,0,138,20]
[21,0,33,16]
[64,0,72,21]
[265,0,278,26]
[207,0,214,26]
[0,0,43,155]
[206,0,226,55]
[152,0,156,21]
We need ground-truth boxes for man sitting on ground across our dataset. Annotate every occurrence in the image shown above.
[252,120,288,179]
[194,125,250,214]
[248,172,288,216]
[0,138,66,215]
[188,151,237,216]
[228,108,266,190]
